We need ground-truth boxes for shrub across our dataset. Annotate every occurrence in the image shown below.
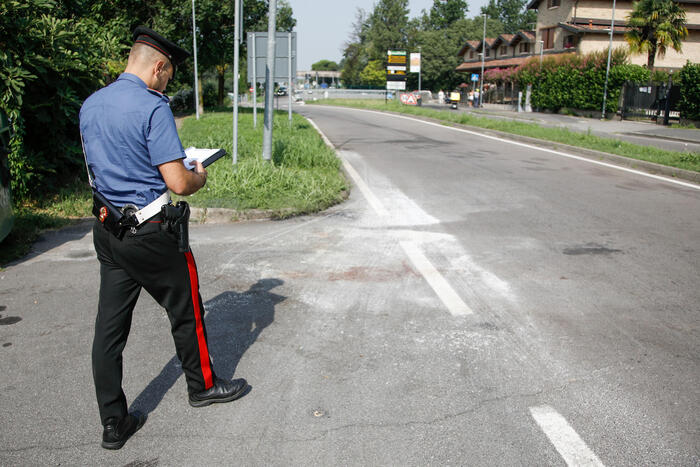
[0,0,124,200]
[513,48,649,113]
[677,61,700,121]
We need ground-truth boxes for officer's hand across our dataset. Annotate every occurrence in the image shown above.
[193,160,207,187]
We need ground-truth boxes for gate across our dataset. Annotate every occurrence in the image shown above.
[620,81,680,123]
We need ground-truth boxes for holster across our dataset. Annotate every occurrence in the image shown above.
[161,201,190,252]
[92,190,137,239]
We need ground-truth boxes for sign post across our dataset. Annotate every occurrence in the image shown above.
[386,50,407,94]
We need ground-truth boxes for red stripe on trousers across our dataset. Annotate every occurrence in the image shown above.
[185,251,214,389]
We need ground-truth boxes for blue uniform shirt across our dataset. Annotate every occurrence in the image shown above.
[79,73,185,209]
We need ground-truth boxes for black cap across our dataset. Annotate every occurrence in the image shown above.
[132,26,191,67]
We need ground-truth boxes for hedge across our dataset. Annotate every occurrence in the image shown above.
[512,48,650,113]
[678,61,700,121]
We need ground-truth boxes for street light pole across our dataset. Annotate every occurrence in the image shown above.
[601,0,617,120]
[479,14,486,108]
[418,45,422,92]
[191,0,200,120]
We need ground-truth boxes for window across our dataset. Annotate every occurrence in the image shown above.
[469,51,474,59]
[485,47,490,57]
[501,46,507,56]
[519,43,530,53]
[541,28,555,50]
[547,0,560,7]
[564,35,577,49]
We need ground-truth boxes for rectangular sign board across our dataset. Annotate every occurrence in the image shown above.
[386,81,407,90]
[247,32,297,83]
[386,50,407,84]
[410,53,421,73]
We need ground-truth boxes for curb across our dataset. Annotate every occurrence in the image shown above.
[374,109,700,185]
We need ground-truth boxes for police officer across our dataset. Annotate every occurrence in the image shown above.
[80,27,247,450]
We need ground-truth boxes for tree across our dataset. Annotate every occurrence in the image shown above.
[312,60,339,71]
[365,0,410,60]
[359,60,386,86]
[625,0,688,69]
[425,0,468,30]
[480,0,536,34]
[415,17,504,91]
[341,8,370,86]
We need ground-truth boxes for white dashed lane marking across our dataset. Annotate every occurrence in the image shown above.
[529,405,605,467]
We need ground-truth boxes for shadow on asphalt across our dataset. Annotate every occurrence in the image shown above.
[129,278,286,415]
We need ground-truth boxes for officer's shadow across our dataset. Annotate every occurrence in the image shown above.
[129,278,285,415]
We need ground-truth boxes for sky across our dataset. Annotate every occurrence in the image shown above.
[286,0,489,70]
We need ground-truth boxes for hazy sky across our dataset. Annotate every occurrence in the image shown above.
[285,0,489,70]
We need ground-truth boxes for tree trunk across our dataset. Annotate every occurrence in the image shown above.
[647,44,656,70]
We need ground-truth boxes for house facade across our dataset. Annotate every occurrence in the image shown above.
[456,0,700,75]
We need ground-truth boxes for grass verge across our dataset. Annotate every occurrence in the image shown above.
[314,99,700,173]
[176,108,347,214]
[0,108,347,266]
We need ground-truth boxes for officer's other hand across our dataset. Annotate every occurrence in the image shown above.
[193,160,207,187]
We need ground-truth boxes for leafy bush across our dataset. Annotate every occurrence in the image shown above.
[678,61,700,121]
[170,88,195,113]
[0,0,124,200]
[512,48,649,113]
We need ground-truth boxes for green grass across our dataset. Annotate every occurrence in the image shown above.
[0,108,346,266]
[315,99,700,173]
[177,109,347,214]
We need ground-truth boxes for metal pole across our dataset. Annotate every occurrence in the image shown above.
[418,46,422,92]
[601,0,617,120]
[232,0,240,164]
[288,31,292,125]
[539,40,544,66]
[252,33,257,128]
[262,0,276,161]
[479,14,486,108]
[191,0,200,119]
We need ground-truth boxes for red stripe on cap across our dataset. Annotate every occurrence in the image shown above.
[185,251,214,389]
[135,38,171,59]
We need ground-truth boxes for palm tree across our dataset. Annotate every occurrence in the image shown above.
[625,0,688,70]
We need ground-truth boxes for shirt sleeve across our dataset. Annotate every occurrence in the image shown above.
[146,101,186,166]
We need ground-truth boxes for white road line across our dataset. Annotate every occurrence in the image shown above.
[529,405,605,467]
[340,159,390,217]
[319,106,700,191]
[400,241,473,316]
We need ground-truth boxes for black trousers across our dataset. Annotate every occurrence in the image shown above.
[92,218,215,425]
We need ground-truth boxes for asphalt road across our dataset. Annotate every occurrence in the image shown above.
[1,104,698,465]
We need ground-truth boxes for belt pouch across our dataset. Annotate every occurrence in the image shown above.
[92,190,126,239]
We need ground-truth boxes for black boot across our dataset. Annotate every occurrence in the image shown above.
[101,411,147,450]
[189,378,248,408]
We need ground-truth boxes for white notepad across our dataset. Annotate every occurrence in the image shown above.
[183,147,227,170]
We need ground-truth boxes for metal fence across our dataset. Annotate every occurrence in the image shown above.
[298,88,388,101]
[620,81,681,123]
[482,82,521,107]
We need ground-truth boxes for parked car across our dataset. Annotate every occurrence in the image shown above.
[0,110,14,243]
[275,87,288,96]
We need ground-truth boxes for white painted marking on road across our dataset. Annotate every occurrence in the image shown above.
[529,405,605,467]
[321,106,700,191]
[341,158,391,217]
[400,241,473,316]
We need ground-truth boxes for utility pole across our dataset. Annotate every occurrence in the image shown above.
[601,0,617,120]
[288,31,292,125]
[191,0,200,119]
[479,14,486,108]
[262,0,276,161]
[418,45,422,92]
[232,0,241,163]
[252,33,257,128]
